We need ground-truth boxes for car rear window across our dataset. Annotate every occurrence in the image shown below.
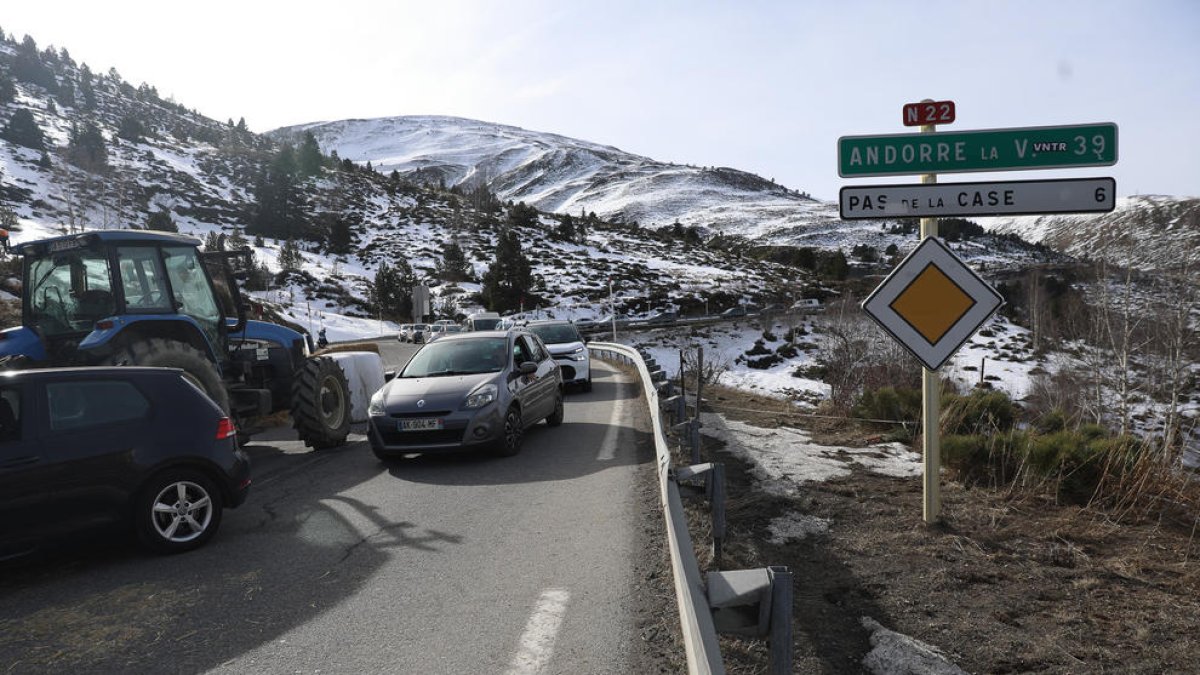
[46,380,151,432]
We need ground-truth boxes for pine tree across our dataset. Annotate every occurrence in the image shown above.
[576,212,589,242]
[480,228,533,312]
[227,226,249,250]
[249,144,305,240]
[1,109,45,150]
[437,240,472,282]
[66,120,108,172]
[0,76,16,104]
[203,231,221,251]
[117,114,145,142]
[555,214,576,242]
[372,261,414,320]
[297,131,324,178]
[11,36,58,92]
[507,201,539,228]
[277,237,303,271]
[146,209,177,232]
[326,216,353,255]
[0,205,20,232]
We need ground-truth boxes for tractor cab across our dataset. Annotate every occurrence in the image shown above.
[2,229,351,451]
[15,231,240,365]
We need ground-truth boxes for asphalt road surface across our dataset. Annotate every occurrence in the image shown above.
[0,341,659,674]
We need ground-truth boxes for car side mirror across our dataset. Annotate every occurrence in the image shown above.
[384,369,398,382]
[519,361,538,375]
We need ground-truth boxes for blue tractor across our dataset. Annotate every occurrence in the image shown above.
[0,230,351,448]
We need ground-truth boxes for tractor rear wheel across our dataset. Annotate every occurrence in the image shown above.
[108,338,230,415]
[291,356,351,449]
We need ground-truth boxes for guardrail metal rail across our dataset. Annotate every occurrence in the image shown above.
[589,342,792,675]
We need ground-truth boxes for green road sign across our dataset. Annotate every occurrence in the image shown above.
[838,122,1118,177]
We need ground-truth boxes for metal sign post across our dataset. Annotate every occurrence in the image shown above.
[918,115,941,524]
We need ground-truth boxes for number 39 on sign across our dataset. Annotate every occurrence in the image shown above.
[903,100,955,127]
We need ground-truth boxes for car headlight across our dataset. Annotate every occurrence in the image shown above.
[570,346,588,362]
[368,390,387,416]
[463,383,497,409]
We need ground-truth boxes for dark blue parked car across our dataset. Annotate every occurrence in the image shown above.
[0,366,250,558]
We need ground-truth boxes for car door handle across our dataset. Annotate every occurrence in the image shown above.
[1,455,39,469]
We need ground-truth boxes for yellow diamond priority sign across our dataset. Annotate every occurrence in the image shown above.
[862,237,1003,371]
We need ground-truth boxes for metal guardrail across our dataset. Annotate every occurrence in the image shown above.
[589,342,726,675]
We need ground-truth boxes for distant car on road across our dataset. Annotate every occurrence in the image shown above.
[407,323,430,343]
[524,320,592,391]
[0,366,250,558]
[572,318,601,334]
[464,312,503,331]
[791,298,824,313]
[368,330,564,459]
[721,306,747,318]
[646,311,678,325]
[396,324,412,342]
[431,325,464,342]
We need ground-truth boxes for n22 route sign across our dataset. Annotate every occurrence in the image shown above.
[838,122,1118,177]
[903,100,955,127]
[840,177,1117,220]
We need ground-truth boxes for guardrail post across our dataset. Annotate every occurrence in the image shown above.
[711,463,726,568]
[674,462,725,568]
[768,566,793,675]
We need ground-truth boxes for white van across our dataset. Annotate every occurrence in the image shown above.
[464,311,502,331]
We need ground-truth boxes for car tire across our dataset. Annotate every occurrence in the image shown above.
[291,356,352,450]
[546,390,564,427]
[135,469,224,554]
[495,406,523,456]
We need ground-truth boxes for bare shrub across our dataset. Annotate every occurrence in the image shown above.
[816,297,920,412]
[680,348,731,388]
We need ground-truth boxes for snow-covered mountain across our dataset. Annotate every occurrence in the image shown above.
[984,195,1200,271]
[271,115,830,240]
[0,33,831,331]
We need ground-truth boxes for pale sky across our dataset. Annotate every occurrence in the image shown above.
[3,0,1197,200]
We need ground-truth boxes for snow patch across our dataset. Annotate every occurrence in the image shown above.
[767,512,830,543]
[699,412,921,497]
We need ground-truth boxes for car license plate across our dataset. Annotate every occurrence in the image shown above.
[399,418,442,431]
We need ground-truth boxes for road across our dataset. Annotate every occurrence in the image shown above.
[0,341,660,674]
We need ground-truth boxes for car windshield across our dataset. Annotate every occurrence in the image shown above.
[412,324,428,331]
[529,324,581,344]
[400,337,509,378]
[471,318,501,330]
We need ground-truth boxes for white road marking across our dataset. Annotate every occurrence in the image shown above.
[506,588,571,675]
[596,370,625,461]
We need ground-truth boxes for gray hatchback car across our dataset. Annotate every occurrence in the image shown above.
[367,330,564,459]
